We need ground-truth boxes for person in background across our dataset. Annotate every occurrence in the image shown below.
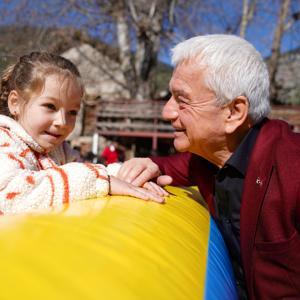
[117,34,300,299]
[0,52,166,215]
[101,140,119,165]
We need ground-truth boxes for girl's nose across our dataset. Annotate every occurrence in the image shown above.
[54,110,67,126]
[162,96,179,121]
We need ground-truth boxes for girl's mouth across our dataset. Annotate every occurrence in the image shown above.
[44,131,62,138]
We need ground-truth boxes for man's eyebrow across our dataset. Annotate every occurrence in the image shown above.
[171,88,190,98]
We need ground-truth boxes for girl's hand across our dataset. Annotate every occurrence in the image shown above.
[109,175,165,203]
[143,181,169,197]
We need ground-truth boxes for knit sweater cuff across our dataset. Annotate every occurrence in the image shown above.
[106,162,122,176]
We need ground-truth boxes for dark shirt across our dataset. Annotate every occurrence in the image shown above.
[214,123,261,300]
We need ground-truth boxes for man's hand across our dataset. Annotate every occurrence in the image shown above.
[117,158,173,187]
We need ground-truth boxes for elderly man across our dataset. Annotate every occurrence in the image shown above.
[117,34,300,299]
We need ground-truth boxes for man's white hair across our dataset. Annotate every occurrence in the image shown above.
[171,34,270,123]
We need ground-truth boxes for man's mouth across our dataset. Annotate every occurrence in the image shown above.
[173,127,186,132]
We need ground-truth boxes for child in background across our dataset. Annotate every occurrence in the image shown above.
[101,141,119,165]
[0,52,164,215]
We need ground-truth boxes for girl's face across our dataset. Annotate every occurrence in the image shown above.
[17,74,82,152]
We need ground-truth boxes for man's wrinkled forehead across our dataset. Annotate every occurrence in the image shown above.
[169,60,209,91]
[168,69,190,96]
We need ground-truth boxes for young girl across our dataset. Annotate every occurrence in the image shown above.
[0,52,164,215]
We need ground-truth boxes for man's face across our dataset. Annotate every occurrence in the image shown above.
[17,74,82,152]
[163,60,228,161]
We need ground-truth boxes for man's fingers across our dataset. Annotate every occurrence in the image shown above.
[124,166,145,183]
[117,158,160,186]
[157,175,173,186]
[118,162,151,184]
[117,162,134,181]
[131,168,160,186]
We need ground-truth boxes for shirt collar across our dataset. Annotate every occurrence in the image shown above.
[225,120,263,176]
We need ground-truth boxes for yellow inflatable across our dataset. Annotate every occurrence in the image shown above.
[0,186,237,299]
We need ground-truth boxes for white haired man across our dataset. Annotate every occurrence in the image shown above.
[117,34,300,299]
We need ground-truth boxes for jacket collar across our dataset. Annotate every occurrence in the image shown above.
[240,118,279,296]
[0,115,45,153]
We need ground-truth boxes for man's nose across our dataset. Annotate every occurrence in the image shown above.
[162,97,179,121]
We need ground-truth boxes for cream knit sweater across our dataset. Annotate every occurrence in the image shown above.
[0,115,110,215]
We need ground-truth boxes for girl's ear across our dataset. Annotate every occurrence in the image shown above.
[7,90,21,118]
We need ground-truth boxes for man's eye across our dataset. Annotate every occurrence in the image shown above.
[177,96,188,104]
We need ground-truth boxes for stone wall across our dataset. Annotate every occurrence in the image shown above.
[275,49,300,104]
[270,105,300,132]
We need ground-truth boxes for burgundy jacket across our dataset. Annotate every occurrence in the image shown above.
[151,119,300,299]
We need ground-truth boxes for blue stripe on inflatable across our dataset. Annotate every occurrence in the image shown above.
[204,217,238,300]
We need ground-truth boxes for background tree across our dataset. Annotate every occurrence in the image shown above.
[240,0,256,37]
[268,0,300,103]
[0,0,300,103]
[112,0,176,100]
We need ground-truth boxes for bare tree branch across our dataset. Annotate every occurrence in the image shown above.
[268,0,291,103]
[240,0,256,37]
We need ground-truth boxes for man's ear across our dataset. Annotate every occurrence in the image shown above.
[224,96,249,134]
[7,90,21,118]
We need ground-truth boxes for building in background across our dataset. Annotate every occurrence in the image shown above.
[62,44,174,158]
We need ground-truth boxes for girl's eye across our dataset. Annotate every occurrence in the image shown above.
[69,110,78,116]
[44,103,56,111]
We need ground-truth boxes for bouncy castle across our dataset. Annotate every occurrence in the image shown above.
[0,186,237,299]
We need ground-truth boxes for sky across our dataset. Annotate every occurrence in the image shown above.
[158,0,300,64]
[0,0,299,66]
